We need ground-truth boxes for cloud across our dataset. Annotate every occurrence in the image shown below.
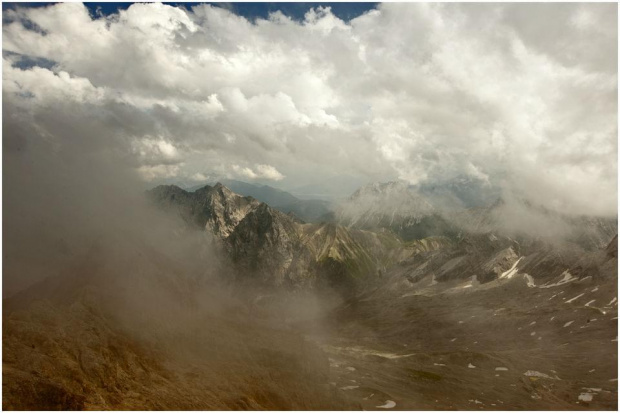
[2,2,617,216]
[232,164,285,181]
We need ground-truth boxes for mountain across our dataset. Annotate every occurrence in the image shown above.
[415,175,502,209]
[334,180,616,252]
[186,179,332,223]
[332,181,459,241]
[147,183,403,294]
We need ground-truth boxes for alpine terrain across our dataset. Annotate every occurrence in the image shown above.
[4,181,617,410]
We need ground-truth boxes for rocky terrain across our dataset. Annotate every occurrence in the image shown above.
[3,181,617,410]
[148,183,404,294]
[304,235,618,410]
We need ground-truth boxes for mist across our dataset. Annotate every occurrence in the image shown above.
[2,54,349,410]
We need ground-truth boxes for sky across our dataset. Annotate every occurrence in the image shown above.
[2,2,618,216]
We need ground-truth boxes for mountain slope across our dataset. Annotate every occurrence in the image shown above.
[312,233,618,410]
[2,238,352,410]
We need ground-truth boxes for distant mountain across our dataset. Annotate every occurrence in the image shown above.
[415,175,502,209]
[186,179,332,223]
[332,181,459,241]
[334,180,617,251]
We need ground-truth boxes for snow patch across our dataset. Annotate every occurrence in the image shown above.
[524,370,557,380]
[539,271,576,289]
[524,274,535,287]
[499,258,522,280]
[376,400,396,409]
[495,367,508,371]
[563,321,574,327]
[565,293,585,304]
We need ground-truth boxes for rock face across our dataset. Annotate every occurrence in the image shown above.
[149,183,260,238]
[148,183,401,292]
[187,179,333,223]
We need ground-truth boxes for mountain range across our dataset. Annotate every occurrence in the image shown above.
[3,180,618,410]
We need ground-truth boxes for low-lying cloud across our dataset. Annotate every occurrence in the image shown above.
[2,2,617,216]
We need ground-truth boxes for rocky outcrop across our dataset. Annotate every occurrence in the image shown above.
[149,183,260,238]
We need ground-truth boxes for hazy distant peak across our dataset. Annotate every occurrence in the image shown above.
[346,181,435,214]
[351,181,407,197]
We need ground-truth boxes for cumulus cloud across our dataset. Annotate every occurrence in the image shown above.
[2,2,617,216]
[232,164,285,181]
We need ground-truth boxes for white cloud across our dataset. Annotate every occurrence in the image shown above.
[2,2,617,215]
[189,172,209,182]
[231,164,285,181]
[255,164,285,181]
